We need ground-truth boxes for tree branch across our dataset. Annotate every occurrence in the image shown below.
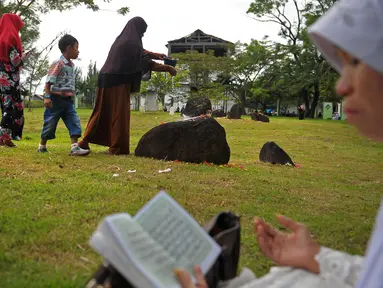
[245,14,284,26]
[293,0,301,42]
[15,0,37,15]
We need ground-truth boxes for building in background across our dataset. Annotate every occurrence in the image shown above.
[166,29,233,56]
[163,30,235,112]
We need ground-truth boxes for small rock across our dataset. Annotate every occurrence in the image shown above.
[259,142,295,166]
[212,110,227,118]
[183,97,212,117]
[250,112,270,123]
[228,104,242,119]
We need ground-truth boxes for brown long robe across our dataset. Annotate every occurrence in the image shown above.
[80,60,169,155]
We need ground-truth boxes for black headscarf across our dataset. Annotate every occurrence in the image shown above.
[98,17,152,91]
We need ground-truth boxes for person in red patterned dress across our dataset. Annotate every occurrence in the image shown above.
[0,13,27,147]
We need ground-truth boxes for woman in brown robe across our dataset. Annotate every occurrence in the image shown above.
[79,17,176,155]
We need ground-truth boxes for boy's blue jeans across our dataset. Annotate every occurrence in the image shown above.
[41,95,82,141]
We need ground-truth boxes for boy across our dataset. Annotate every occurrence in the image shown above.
[38,34,90,156]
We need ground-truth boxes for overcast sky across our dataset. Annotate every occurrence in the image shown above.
[32,0,296,93]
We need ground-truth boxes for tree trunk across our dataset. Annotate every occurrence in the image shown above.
[309,81,320,118]
[239,89,246,115]
[159,93,165,107]
[28,80,33,112]
[301,88,310,117]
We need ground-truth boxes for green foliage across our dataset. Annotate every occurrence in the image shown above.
[174,50,231,90]
[140,69,188,105]
[246,0,340,117]
[80,61,99,107]
[117,7,130,15]
[1,0,127,48]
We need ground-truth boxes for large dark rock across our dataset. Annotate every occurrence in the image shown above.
[259,142,295,166]
[212,110,227,118]
[183,97,212,117]
[228,104,242,119]
[250,112,270,123]
[135,117,230,165]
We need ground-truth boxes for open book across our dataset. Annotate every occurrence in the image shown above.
[89,191,221,288]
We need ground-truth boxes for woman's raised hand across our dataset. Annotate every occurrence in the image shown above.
[254,215,321,273]
[167,66,177,76]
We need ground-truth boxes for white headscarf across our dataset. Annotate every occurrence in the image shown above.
[309,3,383,288]
[308,0,383,74]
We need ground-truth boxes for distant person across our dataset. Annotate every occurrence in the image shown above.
[332,111,340,120]
[37,34,90,156]
[176,0,383,287]
[298,105,305,120]
[0,14,28,146]
[79,17,177,155]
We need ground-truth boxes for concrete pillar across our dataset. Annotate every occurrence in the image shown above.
[341,101,347,120]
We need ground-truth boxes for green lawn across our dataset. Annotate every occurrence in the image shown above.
[1,109,382,287]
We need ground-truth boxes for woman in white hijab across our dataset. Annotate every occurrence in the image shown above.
[175,0,383,287]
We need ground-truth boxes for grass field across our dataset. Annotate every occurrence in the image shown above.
[1,109,382,287]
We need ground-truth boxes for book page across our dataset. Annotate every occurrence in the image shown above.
[89,230,154,288]
[134,191,221,278]
[104,213,181,288]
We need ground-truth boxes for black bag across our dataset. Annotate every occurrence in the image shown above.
[84,211,241,288]
[141,70,151,81]
[141,53,152,81]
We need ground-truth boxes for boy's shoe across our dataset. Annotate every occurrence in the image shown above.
[70,143,90,156]
[37,146,48,153]
[13,136,21,141]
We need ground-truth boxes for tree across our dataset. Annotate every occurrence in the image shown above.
[1,1,129,49]
[175,50,231,90]
[249,45,293,111]
[247,0,338,117]
[140,69,188,106]
[228,40,276,111]
[82,61,99,107]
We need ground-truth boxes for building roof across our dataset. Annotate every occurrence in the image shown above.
[166,29,233,47]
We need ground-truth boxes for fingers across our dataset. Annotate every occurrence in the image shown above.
[254,217,277,237]
[174,269,194,288]
[277,214,303,232]
[194,266,208,288]
[256,225,274,259]
[174,266,207,288]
